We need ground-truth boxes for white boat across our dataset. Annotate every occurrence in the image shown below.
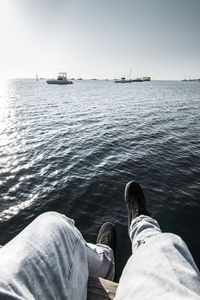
[47,73,73,85]
[114,77,132,83]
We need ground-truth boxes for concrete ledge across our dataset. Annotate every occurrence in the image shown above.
[87,276,118,300]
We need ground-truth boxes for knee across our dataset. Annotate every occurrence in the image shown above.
[33,212,75,234]
[18,212,82,255]
[162,233,187,251]
[36,211,64,222]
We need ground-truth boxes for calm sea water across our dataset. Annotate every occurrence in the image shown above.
[0,79,200,280]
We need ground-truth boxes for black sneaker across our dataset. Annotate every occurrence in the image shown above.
[96,222,117,256]
[125,181,149,232]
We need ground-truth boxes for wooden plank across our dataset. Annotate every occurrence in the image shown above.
[87,276,118,300]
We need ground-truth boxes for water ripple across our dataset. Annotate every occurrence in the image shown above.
[0,79,200,277]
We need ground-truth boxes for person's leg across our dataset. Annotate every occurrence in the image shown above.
[87,222,116,281]
[129,214,162,250]
[115,182,200,300]
[0,212,115,300]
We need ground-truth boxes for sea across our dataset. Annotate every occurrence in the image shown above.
[0,79,200,280]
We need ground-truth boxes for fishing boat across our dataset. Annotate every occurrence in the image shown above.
[47,73,73,85]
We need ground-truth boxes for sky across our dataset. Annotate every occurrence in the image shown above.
[0,0,200,80]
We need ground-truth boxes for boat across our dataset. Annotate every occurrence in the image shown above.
[182,78,200,82]
[47,73,73,85]
[115,77,144,83]
[131,78,143,82]
[142,77,151,81]
[114,77,132,83]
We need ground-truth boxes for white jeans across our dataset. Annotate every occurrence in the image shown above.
[0,212,114,300]
[115,215,200,299]
[0,213,200,300]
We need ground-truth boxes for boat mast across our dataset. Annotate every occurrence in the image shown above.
[129,68,132,80]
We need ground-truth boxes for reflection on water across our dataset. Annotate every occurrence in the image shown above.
[0,79,200,279]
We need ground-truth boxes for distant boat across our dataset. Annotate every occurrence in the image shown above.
[130,78,143,82]
[182,78,200,82]
[47,73,73,85]
[142,77,151,81]
[115,68,144,83]
[115,77,132,83]
[114,77,144,83]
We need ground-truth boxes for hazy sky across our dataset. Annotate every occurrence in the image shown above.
[0,0,200,79]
